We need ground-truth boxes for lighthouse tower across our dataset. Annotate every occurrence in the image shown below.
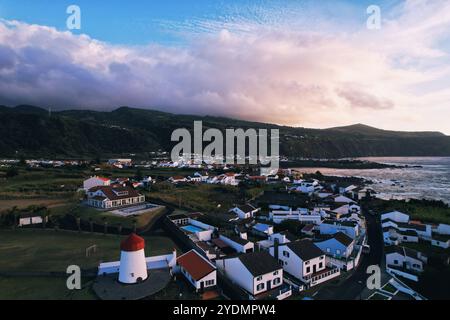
[118,233,148,284]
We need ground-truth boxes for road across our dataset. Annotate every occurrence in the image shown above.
[313,209,385,300]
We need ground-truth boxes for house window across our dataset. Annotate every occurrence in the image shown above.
[273,271,279,276]
[273,277,281,285]
[256,283,265,291]
[394,259,399,265]
[305,261,310,265]
[205,280,215,286]
[306,267,310,273]
[319,262,323,269]
[256,276,262,281]
[283,251,290,258]
[336,249,341,255]
[320,256,324,260]
[326,248,330,253]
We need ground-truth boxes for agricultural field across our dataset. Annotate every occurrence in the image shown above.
[148,183,263,214]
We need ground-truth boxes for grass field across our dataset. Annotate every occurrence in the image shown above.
[0,229,179,300]
[148,183,263,214]
[69,204,167,229]
[0,229,178,273]
[0,276,97,300]
[369,198,450,224]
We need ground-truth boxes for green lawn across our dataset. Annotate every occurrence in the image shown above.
[148,183,263,214]
[0,276,97,300]
[0,229,178,273]
[69,204,167,229]
[368,292,390,300]
[381,283,397,294]
[369,198,450,224]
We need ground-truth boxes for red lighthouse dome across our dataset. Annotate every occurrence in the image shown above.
[120,233,145,252]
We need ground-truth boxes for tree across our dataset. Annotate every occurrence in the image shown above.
[6,166,19,178]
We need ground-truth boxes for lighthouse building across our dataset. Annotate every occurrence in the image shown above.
[118,233,148,284]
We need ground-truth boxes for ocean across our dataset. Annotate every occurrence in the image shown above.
[295,157,450,204]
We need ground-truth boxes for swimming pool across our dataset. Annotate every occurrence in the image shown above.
[181,225,204,233]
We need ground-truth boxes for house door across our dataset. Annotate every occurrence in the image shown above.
[266,280,272,291]
[313,265,317,273]
[200,281,205,293]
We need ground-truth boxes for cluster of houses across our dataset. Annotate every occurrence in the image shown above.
[382,210,450,282]
[167,169,298,186]
[160,176,370,300]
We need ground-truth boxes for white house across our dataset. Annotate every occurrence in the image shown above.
[269,239,340,287]
[269,207,322,225]
[176,250,217,292]
[169,176,187,183]
[431,233,450,249]
[230,204,260,219]
[385,246,427,274]
[219,235,254,253]
[108,159,132,168]
[257,231,296,251]
[180,219,217,242]
[292,180,318,194]
[87,186,145,209]
[332,203,361,216]
[168,213,190,226]
[436,223,450,235]
[314,232,355,260]
[381,211,410,223]
[318,220,359,239]
[332,195,355,204]
[83,176,111,191]
[252,223,274,237]
[383,227,419,245]
[216,251,284,298]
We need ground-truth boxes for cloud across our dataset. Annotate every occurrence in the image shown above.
[0,0,450,133]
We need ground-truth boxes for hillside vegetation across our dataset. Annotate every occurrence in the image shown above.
[1,105,450,158]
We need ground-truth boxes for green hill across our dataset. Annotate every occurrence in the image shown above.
[1,105,450,159]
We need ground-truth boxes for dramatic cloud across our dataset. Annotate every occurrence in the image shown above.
[0,0,450,133]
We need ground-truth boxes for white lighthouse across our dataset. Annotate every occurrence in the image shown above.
[118,233,148,284]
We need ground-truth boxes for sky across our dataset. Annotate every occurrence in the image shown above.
[0,0,450,134]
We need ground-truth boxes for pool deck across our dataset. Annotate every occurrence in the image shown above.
[110,203,163,217]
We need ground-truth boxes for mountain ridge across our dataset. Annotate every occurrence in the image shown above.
[1,105,450,158]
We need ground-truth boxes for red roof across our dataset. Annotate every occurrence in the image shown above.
[177,250,215,281]
[120,233,145,252]
[98,177,110,182]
